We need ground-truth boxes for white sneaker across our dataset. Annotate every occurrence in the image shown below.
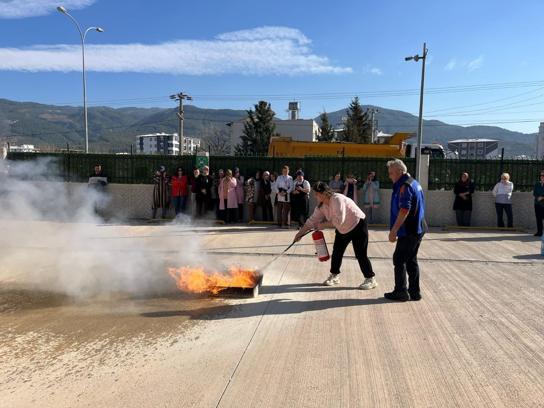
[358,277,377,290]
[323,273,340,286]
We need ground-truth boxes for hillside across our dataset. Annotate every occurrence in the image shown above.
[0,98,538,156]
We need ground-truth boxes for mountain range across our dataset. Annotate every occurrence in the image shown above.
[0,98,538,156]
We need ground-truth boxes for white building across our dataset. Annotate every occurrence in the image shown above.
[229,102,321,153]
[135,133,200,155]
[447,139,499,159]
[537,122,544,160]
[9,144,36,153]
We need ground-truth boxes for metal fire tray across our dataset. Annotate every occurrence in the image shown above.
[210,272,263,298]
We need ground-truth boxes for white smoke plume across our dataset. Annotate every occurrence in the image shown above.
[0,158,207,298]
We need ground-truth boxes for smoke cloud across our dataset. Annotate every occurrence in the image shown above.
[0,158,208,298]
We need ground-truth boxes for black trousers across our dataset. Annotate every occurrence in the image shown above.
[331,218,375,278]
[495,203,513,228]
[535,204,544,235]
[455,210,472,227]
[393,234,423,295]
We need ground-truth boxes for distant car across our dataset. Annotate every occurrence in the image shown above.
[406,143,446,159]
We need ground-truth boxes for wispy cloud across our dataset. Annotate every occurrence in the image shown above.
[445,56,484,72]
[370,68,382,76]
[445,59,457,71]
[467,56,484,72]
[0,26,352,76]
[0,0,96,19]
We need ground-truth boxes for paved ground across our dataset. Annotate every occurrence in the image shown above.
[1,222,543,407]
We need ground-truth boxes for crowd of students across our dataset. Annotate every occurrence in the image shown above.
[88,163,544,236]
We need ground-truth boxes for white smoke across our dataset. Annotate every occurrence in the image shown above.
[0,158,206,298]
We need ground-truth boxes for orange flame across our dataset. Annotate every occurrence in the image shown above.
[168,266,259,295]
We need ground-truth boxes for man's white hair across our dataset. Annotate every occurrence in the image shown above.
[386,159,408,173]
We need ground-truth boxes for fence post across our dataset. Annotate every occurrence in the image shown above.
[420,154,430,190]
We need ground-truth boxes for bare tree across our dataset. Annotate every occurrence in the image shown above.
[200,124,231,155]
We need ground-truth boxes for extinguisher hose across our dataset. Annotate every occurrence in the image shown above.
[261,229,314,272]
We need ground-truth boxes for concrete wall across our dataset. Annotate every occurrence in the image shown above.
[85,182,537,228]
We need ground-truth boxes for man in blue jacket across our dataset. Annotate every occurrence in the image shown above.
[385,159,426,302]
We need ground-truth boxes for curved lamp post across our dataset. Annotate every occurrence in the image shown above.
[57,6,104,153]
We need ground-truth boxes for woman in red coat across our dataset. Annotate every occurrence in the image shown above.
[171,167,188,215]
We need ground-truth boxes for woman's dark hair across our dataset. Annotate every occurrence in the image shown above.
[176,167,184,175]
[313,181,333,197]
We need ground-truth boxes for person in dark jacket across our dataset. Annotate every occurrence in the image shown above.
[195,166,213,217]
[533,170,544,236]
[453,172,475,226]
[385,159,426,302]
[261,171,273,221]
[152,166,170,219]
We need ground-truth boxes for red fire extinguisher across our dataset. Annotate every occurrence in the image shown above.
[312,230,330,262]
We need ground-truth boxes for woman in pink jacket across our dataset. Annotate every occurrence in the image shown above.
[234,168,245,222]
[219,169,238,223]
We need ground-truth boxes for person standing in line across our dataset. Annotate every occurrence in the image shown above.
[219,169,238,223]
[343,173,359,205]
[195,166,213,218]
[190,167,200,217]
[261,171,274,222]
[453,172,475,227]
[215,169,225,221]
[253,170,263,221]
[234,168,245,222]
[245,177,256,223]
[275,165,294,228]
[152,165,171,219]
[362,171,380,223]
[88,164,109,217]
[492,173,514,228]
[270,172,278,223]
[290,170,311,228]
[328,172,344,194]
[293,182,377,290]
[171,167,188,216]
[532,170,544,236]
[385,159,426,302]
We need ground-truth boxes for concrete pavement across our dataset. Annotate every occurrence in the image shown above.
[1,224,543,407]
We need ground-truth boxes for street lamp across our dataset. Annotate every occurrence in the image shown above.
[405,42,428,182]
[57,6,104,154]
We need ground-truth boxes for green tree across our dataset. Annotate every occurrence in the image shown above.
[235,101,276,155]
[317,111,334,142]
[342,97,372,143]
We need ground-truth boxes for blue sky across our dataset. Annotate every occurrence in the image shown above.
[1,0,543,133]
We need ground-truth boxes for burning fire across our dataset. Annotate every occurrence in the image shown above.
[168,266,259,295]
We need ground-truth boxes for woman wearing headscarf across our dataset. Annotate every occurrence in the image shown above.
[152,165,170,219]
[453,172,475,226]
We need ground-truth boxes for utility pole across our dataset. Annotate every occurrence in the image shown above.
[368,108,379,143]
[405,43,428,182]
[170,92,192,156]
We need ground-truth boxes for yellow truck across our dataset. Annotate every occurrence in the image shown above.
[268,132,415,158]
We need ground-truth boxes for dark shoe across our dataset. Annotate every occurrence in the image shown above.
[384,291,410,302]
[409,292,422,301]
[534,232,543,237]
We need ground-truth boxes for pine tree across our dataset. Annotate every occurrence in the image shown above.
[235,101,276,155]
[317,111,334,142]
[343,97,372,143]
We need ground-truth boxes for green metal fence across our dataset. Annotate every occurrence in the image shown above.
[428,158,544,191]
[6,152,542,191]
[5,152,407,187]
